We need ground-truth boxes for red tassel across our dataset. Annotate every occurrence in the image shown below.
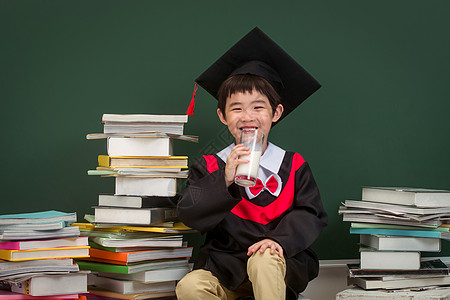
[186,82,198,116]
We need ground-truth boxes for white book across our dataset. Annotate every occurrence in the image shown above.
[93,206,177,225]
[102,114,188,123]
[337,286,450,299]
[362,186,450,208]
[88,274,176,294]
[348,275,450,290]
[0,226,80,241]
[360,250,420,270]
[0,211,77,225]
[344,199,450,215]
[98,194,178,208]
[91,235,183,248]
[0,246,90,261]
[360,234,441,252]
[115,177,176,197]
[0,258,77,278]
[107,137,173,157]
[104,123,184,135]
[98,266,190,283]
[0,237,88,250]
[10,272,88,296]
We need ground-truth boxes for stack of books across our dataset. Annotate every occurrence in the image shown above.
[78,113,197,300]
[339,186,450,290]
[0,211,89,299]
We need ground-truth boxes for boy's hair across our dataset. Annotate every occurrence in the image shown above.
[217,74,281,118]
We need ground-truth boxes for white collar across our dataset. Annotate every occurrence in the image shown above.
[216,142,286,175]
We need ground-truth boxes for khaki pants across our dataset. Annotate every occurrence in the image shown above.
[176,248,286,300]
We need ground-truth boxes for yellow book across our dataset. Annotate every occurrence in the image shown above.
[0,246,90,261]
[72,222,195,234]
[98,155,188,168]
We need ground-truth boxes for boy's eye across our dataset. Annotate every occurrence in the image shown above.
[231,107,242,111]
[254,106,264,109]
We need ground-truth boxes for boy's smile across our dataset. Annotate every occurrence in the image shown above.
[217,89,283,153]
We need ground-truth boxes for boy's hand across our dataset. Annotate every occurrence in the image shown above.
[224,144,250,187]
[247,239,284,258]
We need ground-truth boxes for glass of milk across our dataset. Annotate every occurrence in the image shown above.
[234,129,264,187]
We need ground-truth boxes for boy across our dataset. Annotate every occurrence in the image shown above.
[176,27,328,300]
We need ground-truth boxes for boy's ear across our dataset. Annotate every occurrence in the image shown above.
[272,104,284,123]
[217,108,228,125]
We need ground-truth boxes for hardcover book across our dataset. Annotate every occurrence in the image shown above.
[362,186,450,208]
[93,206,177,226]
[10,272,88,296]
[107,137,173,157]
[347,259,449,277]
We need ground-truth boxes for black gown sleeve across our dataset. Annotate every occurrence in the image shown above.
[177,157,241,233]
[264,162,328,258]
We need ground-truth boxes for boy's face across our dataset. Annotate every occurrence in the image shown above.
[217,89,283,152]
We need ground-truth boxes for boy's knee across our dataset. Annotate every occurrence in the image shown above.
[247,248,286,274]
[176,269,225,300]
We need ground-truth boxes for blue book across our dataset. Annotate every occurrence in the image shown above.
[350,227,450,239]
[0,211,77,225]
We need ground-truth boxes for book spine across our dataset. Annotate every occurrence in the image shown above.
[10,279,32,295]
[0,241,19,250]
[350,228,440,238]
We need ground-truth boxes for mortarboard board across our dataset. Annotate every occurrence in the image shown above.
[190,27,321,124]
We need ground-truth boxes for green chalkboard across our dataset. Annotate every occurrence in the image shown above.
[2,0,449,260]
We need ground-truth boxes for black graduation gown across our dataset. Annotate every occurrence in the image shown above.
[177,150,328,299]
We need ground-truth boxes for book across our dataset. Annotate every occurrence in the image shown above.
[0,246,90,261]
[115,177,177,197]
[98,155,188,168]
[97,194,179,209]
[93,206,177,225]
[102,114,188,124]
[87,247,193,264]
[98,166,183,173]
[10,272,88,296]
[87,287,176,300]
[342,213,441,228]
[347,259,449,278]
[362,186,450,208]
[350,227,450,239]
[0,211,77,225]
[91,235,183,248]
[107,137,173,157]
[348,274,450,290]
[343,200,450,216]
[0,289,79,299]
[351,222,450,232]
[87,132,198,143]
[359,234,441,252]
[89,274,176,294]
[88,241,187,253]
[104,121,185,135]
[0,226,80,240]
[0,257,74,270]
[359,248,420,270]
[76,221,194,236]
[0,237,88,250]
[113,223,195,234]
[336,286,450,299]
[98,266,190,283]
[0,221,68,231]
[0,258,79,279]
[88,169,188,178]
[77,258,189,274]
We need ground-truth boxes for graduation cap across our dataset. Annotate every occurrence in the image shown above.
[187,27,321,124]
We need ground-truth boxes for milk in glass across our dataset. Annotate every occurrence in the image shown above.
[234,129,264,187]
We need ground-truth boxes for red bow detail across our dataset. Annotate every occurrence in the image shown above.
[249,175,279,197]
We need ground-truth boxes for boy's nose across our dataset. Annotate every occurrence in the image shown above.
[241,109,254,121]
